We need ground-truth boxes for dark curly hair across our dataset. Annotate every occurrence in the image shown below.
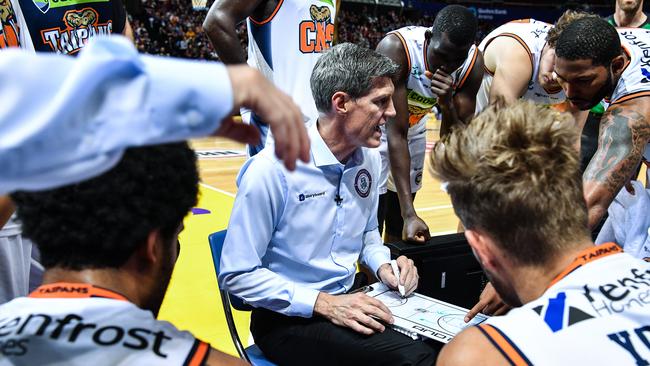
[11,143,199,270]
[555,17,621,67]
[432,5,477,46]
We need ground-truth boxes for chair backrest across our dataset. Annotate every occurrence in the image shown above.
[208,230,252,311]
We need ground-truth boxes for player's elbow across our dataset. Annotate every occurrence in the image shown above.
[202,10,231,39]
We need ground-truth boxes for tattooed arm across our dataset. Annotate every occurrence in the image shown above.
[584,99,650,229]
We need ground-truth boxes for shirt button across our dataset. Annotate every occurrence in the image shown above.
[185,110,203,127]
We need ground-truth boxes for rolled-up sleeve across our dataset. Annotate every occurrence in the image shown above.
[219,155,320,317]
[0,36,233,193]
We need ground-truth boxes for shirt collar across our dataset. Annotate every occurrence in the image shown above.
[29,282,129,301]
[309,121,364,168]
[547,242,622,289]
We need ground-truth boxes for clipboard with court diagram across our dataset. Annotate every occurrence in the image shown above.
[366,283,489,343]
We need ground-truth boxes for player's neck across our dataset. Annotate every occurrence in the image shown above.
[41,267,145,306]
[510,239,594,304]
[317,117,356,163]
[615,9,647,27]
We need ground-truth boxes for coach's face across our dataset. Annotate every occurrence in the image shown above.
[345,77,396,148]
[553,57,615,110]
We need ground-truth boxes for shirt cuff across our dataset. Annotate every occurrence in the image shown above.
[366,250,391,279]
[289,286,320,318]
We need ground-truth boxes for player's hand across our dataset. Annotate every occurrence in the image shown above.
[377,256,419,296]
[223,65,310,171]
[425,69,454,110]
[314,292,394,335]
[465,282,511,322]
[402,214,431,243]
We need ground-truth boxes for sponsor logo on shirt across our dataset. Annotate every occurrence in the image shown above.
[40,7,113,54]
[354,169,372,198]
[0,0,21,48]
[298,191,326,201]
[620,30,650,70]
[406,90,436,127]
[582,266,650,317]
[0,312,174,358]
[299,5,334,53]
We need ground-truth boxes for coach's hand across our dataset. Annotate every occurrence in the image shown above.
[218,65,310,171]
[465,282,511,322]
[377,255,419,296]
[314,292,394,335]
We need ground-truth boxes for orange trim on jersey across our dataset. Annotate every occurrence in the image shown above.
[184,340,210,366]
[29,283,129,301]
[456,48,478,90]
[389,31,411,72]
[423,37,431,73]
[249,0,284,26]
[477,324,532,366]
[547,242,622,289]
[611,91,650,105]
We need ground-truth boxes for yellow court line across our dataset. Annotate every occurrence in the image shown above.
[158,184,251,357]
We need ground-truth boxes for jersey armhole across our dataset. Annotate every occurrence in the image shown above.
[476,324,533,366]
[183,339,210,366]
[249,0,284,26]
[482,33,533,78]
[387,31,411,72]
[456,48,479,90]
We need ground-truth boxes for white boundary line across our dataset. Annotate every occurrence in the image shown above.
[200,182,236,198]
[416,204,453,212]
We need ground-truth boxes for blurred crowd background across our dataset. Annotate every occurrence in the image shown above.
[124,0,615,60]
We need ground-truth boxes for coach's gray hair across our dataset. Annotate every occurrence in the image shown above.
[311,43,399,113]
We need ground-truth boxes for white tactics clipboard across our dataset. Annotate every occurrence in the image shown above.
[366,282,488,343]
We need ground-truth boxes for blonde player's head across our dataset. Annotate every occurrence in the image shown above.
[430,100,590,268]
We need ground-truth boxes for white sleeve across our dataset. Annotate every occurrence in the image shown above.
[0,36,233,193]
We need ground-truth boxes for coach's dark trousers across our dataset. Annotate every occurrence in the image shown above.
[251,307,439,366]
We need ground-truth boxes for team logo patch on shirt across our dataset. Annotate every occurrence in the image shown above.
[40,7,113,55]
[354,169,372,198]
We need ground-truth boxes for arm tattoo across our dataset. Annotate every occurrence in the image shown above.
[584,106,650,194]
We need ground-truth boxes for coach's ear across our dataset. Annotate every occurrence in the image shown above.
[424,28,433,40]
[332,91,350,115]
[611,54,626,77]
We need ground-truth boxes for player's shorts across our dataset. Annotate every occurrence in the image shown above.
[377,190,417,239]
[378,128,426,195]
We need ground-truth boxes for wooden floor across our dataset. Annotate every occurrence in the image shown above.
[192,117,461,237]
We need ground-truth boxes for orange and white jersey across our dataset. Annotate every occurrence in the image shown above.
[476,19,564,113]
[0,283,210,365]
[609,28,650,106]
[246,0,337,122]
[378,25,478,194]
[387,25,479,136]
[476,243,650,365]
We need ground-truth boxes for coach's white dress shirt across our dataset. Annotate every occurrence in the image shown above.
[220,123,389,317]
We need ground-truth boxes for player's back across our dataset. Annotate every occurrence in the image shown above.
[477,244,650,365]
[0,283,207,366]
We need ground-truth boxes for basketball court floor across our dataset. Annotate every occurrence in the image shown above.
[158,117,648,356]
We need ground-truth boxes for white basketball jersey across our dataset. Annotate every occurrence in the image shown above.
[0,283,209,365]
[477,243,650,365]
[388,25,479,136]
[378,26,478,194]
[476,19,565,113]
[246,0,337,122]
